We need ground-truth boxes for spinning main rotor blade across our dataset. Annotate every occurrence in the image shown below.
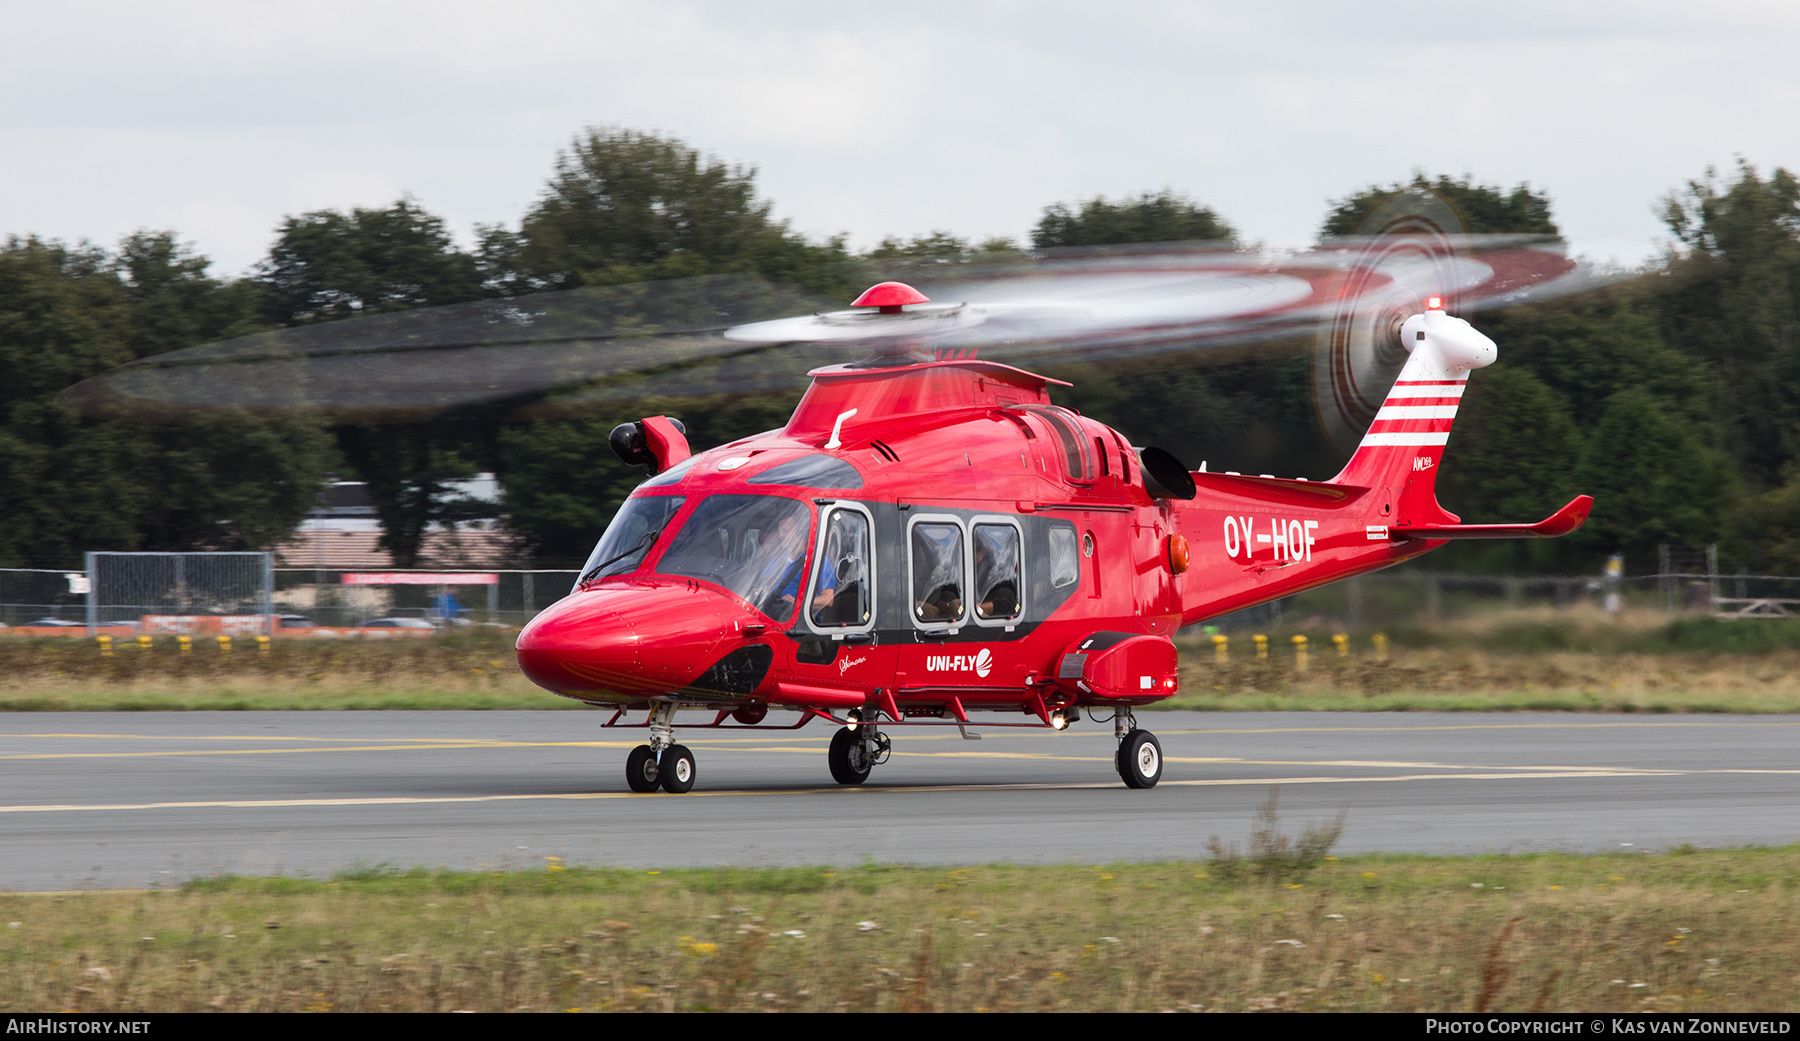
[722,233,1616,454]
[60,235,1625,441]
[60,275,835,424]
[728,238,1574,357]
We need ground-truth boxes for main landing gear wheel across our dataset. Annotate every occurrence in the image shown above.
[828,727,872,786]
[1117,730,1163,789]
[625,745,660,793]
[660,744,696,793]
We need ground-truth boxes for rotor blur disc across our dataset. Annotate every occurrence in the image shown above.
[1313,189,1483,458]
[722,302,986,345]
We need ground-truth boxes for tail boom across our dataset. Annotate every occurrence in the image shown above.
[1171,305,1589,628]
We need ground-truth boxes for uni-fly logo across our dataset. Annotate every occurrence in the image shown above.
[926,647,993,678]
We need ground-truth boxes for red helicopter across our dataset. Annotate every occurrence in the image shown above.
[513,281,1593,793]
[58,189,1610,792]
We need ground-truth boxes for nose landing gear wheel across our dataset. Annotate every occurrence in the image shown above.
[1117,730,1162,789]
[828,726,872,786]
[625,744,660,793]
[660,744,696,793]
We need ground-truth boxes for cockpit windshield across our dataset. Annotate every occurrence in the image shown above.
[654,494,813,622]
[575,495,685,588]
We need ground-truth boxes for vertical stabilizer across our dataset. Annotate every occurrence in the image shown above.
[1330,301,1496,532]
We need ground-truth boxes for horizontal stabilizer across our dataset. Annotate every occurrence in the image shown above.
[1392,495,1592,541]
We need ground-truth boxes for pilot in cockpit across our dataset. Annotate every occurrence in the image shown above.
[760,509,835,621]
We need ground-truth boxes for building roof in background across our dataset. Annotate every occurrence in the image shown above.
[275,525,519,570]
[307,474,501,522]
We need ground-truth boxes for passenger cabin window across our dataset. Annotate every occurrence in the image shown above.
[1047,526,1080,589]
[810,508,872,629]
[972,523,1022,621]
[910,522,965,624]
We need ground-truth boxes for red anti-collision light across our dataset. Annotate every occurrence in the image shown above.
[1426,295,1444,311]
[851,281,930,314]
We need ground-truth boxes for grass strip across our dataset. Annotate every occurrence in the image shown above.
[3,846,1797,1012]
[8,616,1800,712]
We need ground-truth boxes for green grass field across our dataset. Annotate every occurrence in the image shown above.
[5,845,1796,1012]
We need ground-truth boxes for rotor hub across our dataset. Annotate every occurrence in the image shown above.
[850,281,931,314]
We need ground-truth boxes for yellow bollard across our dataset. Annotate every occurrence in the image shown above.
[216,635,231,653]
[1212,633,1229,664]
[1333,633,1349,658]
[136,635,152,651]
[1373,632,1388,663]
[256,635,271,654]
[1292,634,1309,673]
[96,635,112,657]
[178,635,191,654]
[1253,634,1268,662]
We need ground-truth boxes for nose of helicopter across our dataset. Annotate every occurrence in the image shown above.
[515,581,755,695]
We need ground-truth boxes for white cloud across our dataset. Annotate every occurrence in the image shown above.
[0,0,1795,273]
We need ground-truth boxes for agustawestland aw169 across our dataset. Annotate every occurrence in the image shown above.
[514,282,1593,793]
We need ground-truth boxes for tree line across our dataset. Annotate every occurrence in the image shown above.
[1,127,1796,576]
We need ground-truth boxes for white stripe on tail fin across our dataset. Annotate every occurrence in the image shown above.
[1331,302,1496,530]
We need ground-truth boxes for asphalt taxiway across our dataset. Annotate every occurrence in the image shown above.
[3,711,1797,890]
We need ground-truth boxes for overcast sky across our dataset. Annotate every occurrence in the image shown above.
[3,1,1796,277]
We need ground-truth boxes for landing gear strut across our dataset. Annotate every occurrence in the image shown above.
[626,702,697,793]
[1113,709,1162,789]
[828,711,891,785]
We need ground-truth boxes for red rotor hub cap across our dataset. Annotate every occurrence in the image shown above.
[851,281,930,314]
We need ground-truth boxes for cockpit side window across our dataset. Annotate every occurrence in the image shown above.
[809,507,873,630]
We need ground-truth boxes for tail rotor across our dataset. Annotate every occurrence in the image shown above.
[1312,188,1476,459]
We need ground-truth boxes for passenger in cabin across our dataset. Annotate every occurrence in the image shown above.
[912,522,965,623]
[973,531,1019,619]
[917,587,962,621]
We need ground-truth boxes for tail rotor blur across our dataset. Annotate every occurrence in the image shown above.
[1312,188,1475,459]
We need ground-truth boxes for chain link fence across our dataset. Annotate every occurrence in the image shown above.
[1211,568,1671,633]
[271,569,580,629]
[85,552,274,634]
[1208,545,1800,631]
[0,569,91,628]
